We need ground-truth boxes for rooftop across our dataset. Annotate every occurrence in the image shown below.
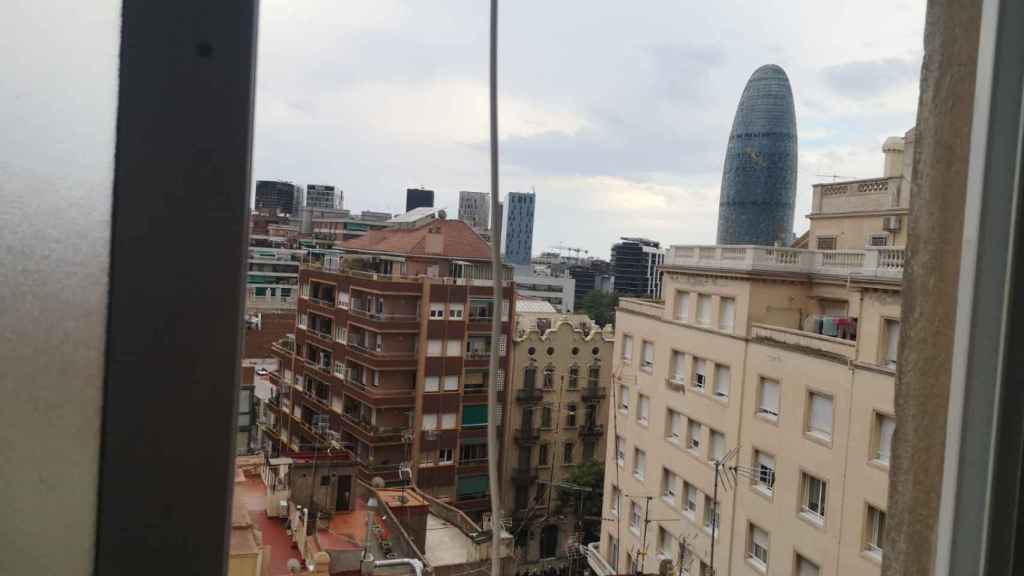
[515,298,559,314]
[342,218,491,261]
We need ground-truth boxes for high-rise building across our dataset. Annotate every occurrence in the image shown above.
[405,187,435,212]
[570,259,613,306]
[503,311,614,568]
[610,238,664,298]
[305,184,339,210]
[255,180,299,215]
[264,216,515,520]
[458,191,490,231]
[502,191,535,266]
[716,64,798,246]
[587,133,911,576]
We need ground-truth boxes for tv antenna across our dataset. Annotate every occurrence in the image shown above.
[814,173,857,182]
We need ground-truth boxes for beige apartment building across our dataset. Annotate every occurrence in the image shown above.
[503,304,614,571]
[586,132,910,576]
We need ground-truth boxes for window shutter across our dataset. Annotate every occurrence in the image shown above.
[675,292,689,321]
[443,375,459,391]
[752,526,769,549]
[886,320,900,364]
[424,376,440,392]
[719,297,735,331]
[798,558,818,576]
[809,394,833,434]
[879,416,896,461]
[446,339,462,357]
[441,413,456,429]
[710,431,725,461]
[672,352,686,381]
[422,414,438,430]
[714,365,730,397]
[427,339,442,356]
[760,380,780,414]
[643,342,654,365]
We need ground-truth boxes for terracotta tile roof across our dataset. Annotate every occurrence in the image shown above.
[341,218,491,261]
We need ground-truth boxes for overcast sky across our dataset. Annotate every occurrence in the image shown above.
[252,0,925,259]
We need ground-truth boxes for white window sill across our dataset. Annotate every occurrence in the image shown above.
[799,510,826,529]
[683,510,696,523]
[666,436,681,446]
[633,473,645,482]
[662,495,675,506]
[746,557,768,574]
[869,457,891,471]
[806,430,833,445]
[861,548,883,565]
[638,419,649,427]
[756,411,779,424]
[752,484,774,499]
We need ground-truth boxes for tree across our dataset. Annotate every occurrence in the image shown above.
[553,459,605,543]
[579,289,618,327]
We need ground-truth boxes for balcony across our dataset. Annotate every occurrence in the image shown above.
[514,428,541,446]
[585,542,616,576]
[307,253,513,286]
[515,387,543,404]
[581,385,607,401]
[579,422,605,438]
[349,306,420,323]
[339,411,409,443]
[511,467,538,484]
[664,245,905,282]
[750,322,856,360]
[271,335,295,356]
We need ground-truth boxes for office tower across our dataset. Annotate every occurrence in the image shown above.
[570,259,612,307]
[405,188,435,212]
[588,133,911,576]
[502,191,535,266]
[458,191,490,231]
[716,64,798,246]
[255,180,299,215]
[610,238,664,298]
[264,216,514,519]
[503,311,614,567]
[305,184,338,210]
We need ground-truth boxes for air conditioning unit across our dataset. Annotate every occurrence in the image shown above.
[883,216,902,231]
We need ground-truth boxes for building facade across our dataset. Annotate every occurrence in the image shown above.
[504,312,614,571]
[502,191,536,266]
[406,187,435,212]
[570,259,613,305]
[255,180,300,215]
[458,190,490,232]
[611,238,664,299]
[589,135,908,576]
[513,269,576,313]
[305,184,339,210]
[263,217,515,520]
[716,64,798,246]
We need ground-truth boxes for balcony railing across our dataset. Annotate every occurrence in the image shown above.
[750,323,856,359]
[665,245,905,281]
[581,385,607,401]
[515,387,543,403]
[348,307,420,322]
[514,428,541,445]
[339,411,409,440]
[465,349,492,360]
[306,254,514,285]
[580,422,605,437]
[585,542,616,576]
[512,467,538,483]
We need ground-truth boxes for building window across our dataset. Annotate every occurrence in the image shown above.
[541,405,553,428]
[622,334,633,361]
[461,405,488,427]
[754,450,776,493]
[674,291,690,321]
[865,505,886,559]
[565,403,577,428]
[608,535,619,570]
[543,366,554,389]
[873,412,896,465]
[633,448,646,481]
[882,318,900,369]
[684,483,697,517]
[427,339,443,356]
[869,234,889,247]
[441,413,457,429]
[670,351,686,385]
[610,485,620,516]
[449,303,464,320]
[424,376,440,392]
[446,338,462,357]
[709,429,726,462]
[568,366,579,389]
[703,496,719,534]
[661,468,679,504]
[459,441,487,463]
[429,303,445,319]
[421,414,438,431]
[438,448,453,464]
[563,442,574,464]
[693,358,707,390]
[616,435,625,467]
[816,236,837,250]
[801,473,828,524]
[641,340,654,371]
[658,526,672,558]
[696,294,712,326]
[538,444,549,466]
[630,501,642,533]
[619,385,629,413]
[687,420,703,453]
[748,524,769,569]
[797,555,820,576]
[443,375,459,391]
[667,409,683,443]
[719,297,736,332]
[637,395,650,426]
[758,378,780,419]
[713,364,730,399]
[807,392,834,440]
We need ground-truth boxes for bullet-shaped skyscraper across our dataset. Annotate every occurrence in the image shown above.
[716,64,798,245]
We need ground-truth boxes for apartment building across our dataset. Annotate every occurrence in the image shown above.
[611,237,665,298]
[263,217,515,519]
[458,190,490,232]
[503,311,614,569]
[589,134,909,576]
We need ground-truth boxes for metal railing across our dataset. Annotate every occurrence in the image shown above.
[665,245,906,281]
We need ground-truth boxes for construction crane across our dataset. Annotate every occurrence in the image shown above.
[551,243,590,260]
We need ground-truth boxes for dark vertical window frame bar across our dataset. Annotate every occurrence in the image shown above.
[935,0,1024,573]
[95,1,259,574]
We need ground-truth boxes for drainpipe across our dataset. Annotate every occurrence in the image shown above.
[360,555,425,576]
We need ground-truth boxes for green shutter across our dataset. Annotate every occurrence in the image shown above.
[457,475,490,497]
[462,405,488,427]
